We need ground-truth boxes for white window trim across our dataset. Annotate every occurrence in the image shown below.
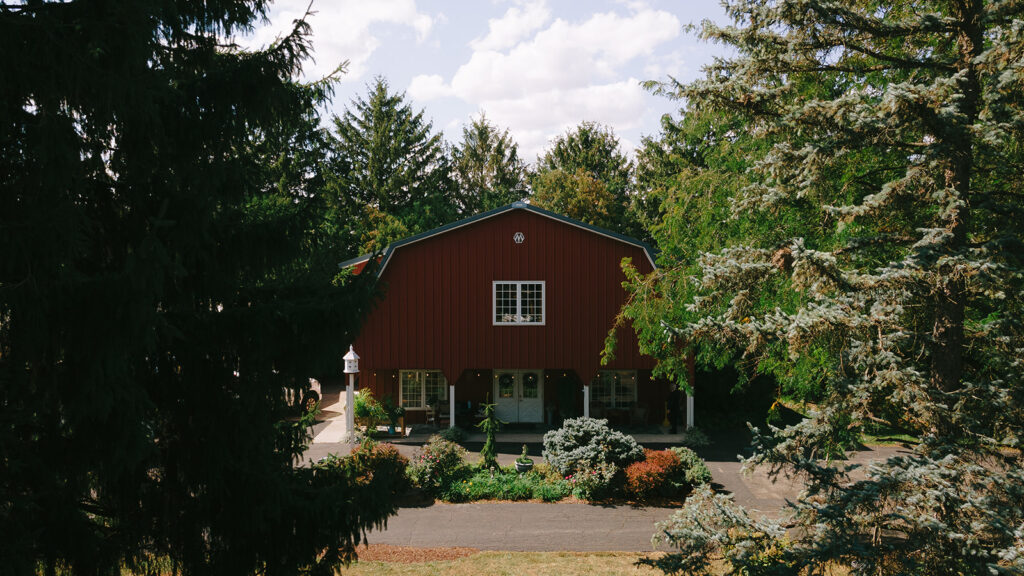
[399,369,448,410]
[492,281,546,326]
[591,370,638,409]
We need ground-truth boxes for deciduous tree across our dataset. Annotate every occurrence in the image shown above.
[531,122,639,237]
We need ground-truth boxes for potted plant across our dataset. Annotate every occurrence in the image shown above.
[354,389,386,433]
[380,394,405,435]
[514,444,534,473]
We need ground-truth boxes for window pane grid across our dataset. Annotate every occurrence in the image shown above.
[424,371,448,404]
[591,370,637,409]
[496,283,518,323]
[494,281,544,325]
[400,370,447,408]
[401,371,422,408]
[521,284,543,323]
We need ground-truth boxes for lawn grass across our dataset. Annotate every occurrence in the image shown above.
[341,551,667,576]
[860,431,919,446]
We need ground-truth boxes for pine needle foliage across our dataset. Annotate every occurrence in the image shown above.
[0,2,396,574]
[476,401,504,470]
[326,77,457,252]
[627,0,1024,574]
[451,113,529,215]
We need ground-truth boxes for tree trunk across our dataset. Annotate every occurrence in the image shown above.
[930,0,982,393]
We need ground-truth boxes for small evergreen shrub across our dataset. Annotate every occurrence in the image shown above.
[668,446,712,487]
[437,426,465,443]
[408,435,470,495]
[678,427,711,449]
[515,444,534,465]
[476,401,503,469]
[542,417,644,477]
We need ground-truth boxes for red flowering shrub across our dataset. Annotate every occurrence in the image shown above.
[625,449,683,500]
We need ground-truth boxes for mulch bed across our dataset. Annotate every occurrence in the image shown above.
[355,544,480,563]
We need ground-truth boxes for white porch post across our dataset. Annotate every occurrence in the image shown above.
[345,373,356,439]
[685,393,694,430]
[449,384,456,429]
[583,384,590,418]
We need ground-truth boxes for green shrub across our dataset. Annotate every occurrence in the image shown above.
[533,479,570,502]
[564,462,620,501]
[542,417,644,477]
[347,440,411,496]
[437,426,466,443]
[408,435,470,496]
[437,468,571,503]
[678,427,711,449]
[669,446,712,487]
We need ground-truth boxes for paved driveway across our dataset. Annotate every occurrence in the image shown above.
[367,502,675,552]
[302,384,910,551]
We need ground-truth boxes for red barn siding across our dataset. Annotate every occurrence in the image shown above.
[352,208,656,403]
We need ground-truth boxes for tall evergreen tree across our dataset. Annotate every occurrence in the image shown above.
[326,77,456,252]
[0,3,401,574]
[530,121,639,237]
[624,0,1024,574]
[451,114,529,215]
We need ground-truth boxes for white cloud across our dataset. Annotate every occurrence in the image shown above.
[241,0,435,82]
[483,79,650,159]
[470,0,551,52]
[408,74,454,101]
[410,5,680,158]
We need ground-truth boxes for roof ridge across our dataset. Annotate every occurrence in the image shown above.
[339,202,658,275]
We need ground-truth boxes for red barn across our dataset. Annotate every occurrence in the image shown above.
[342,202,692,428]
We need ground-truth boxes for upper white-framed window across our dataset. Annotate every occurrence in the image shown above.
[399,370,448,409]
[493,281,545,325]
[591,370,638,408]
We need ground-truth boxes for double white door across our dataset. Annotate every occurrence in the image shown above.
[494,370,543,423]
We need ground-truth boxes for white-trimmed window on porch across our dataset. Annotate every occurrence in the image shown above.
[399,370,448,409]
[591,370,637,408]
[493,281,545,325]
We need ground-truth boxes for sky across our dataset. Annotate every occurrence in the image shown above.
[242,0,731,161]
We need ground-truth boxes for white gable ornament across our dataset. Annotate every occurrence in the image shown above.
[513,232,525,244]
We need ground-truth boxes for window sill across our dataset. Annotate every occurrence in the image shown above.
[493,322,546,326]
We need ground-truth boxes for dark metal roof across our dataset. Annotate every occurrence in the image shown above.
[339,201,658,276]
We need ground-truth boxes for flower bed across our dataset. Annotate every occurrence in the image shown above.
[402,421,712,504]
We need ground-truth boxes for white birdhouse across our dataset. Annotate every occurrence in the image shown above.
[343,345,360,374]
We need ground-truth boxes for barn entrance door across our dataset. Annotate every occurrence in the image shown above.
[494,370,544,423]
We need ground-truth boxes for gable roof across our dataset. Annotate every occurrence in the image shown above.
[339,201,658,277]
